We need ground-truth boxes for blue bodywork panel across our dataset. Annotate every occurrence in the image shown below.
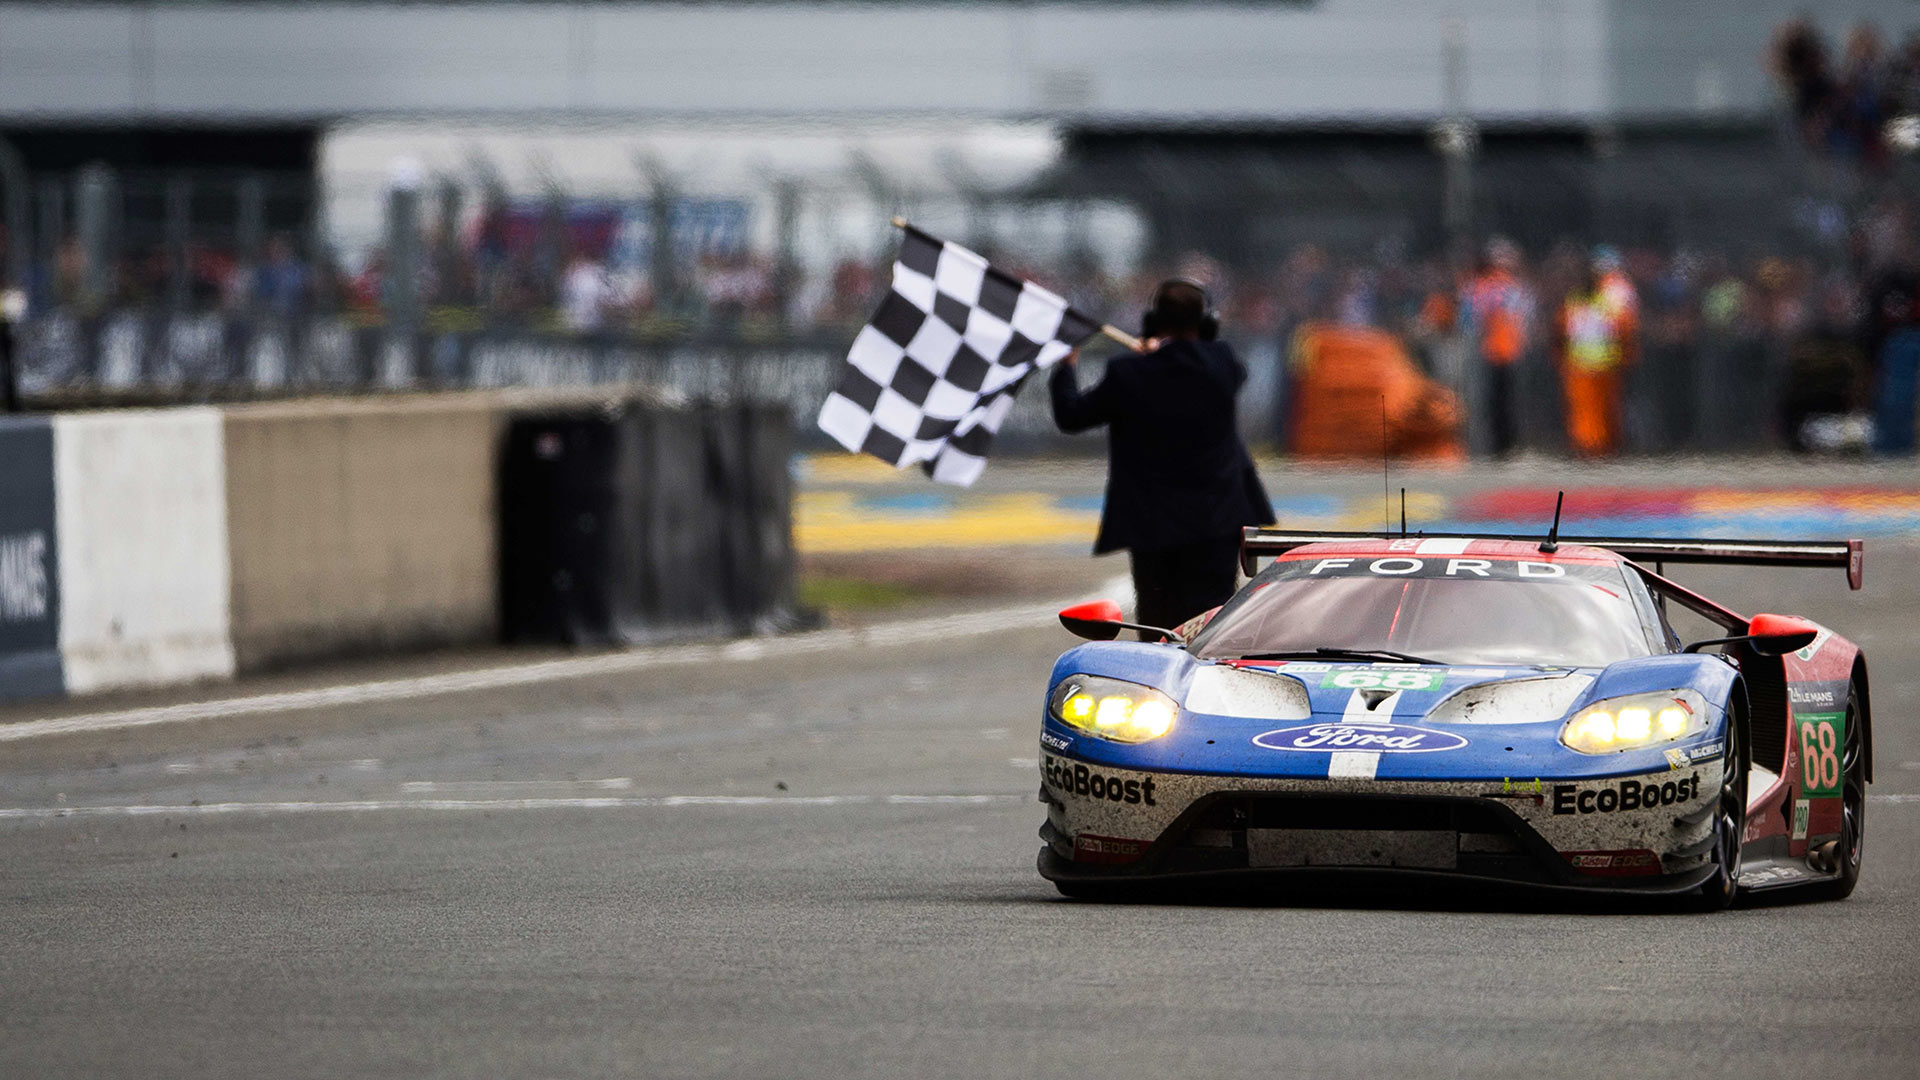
[1043,641,1737,784]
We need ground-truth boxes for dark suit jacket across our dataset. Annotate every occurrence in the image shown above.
[1049,337,1275,554]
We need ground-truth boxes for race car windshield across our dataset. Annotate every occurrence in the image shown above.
[1187,554,1654,668]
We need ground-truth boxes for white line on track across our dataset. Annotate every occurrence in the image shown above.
[0,793,1027,819]
[399,778,634,793]
[0,580,1132,745]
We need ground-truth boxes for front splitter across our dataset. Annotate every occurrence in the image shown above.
[1037,846,1720,898]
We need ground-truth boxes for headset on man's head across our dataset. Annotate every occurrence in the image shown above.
[1140,277,1220,342]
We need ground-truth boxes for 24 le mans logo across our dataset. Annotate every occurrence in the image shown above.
[1251,723,1469,754]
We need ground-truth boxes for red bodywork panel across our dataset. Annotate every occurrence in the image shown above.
[1759,630,1863,857]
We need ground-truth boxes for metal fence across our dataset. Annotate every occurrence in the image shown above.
[9,309,1142,447]
[12,305,1805,456]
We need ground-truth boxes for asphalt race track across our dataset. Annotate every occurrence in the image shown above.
[4,463,1919,1079]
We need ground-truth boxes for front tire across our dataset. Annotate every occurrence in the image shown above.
[1689,715,1746,911]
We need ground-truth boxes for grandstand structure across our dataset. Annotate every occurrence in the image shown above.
[2,0,1914,270]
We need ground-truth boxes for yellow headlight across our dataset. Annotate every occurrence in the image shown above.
[1577,710,1616,744]
[1128,699,1176,740]
[1047,676,1180,743]
[1560,692,1709,754]
[1094,696,1132,730]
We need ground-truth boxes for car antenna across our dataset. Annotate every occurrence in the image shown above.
[1540,490,1565,554]
[1400,487,1407,536]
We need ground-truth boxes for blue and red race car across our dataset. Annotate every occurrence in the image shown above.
[1038,530,1870,907]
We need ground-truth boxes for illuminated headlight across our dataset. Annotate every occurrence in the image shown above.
[1048,675,1179,743]
[1560,690,1710,754]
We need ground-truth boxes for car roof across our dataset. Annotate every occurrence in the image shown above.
[1277,537,1625,565]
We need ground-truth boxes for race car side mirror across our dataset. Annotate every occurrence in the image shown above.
[1744,613,1821,656]
[1682,612,1820,656]
[1057,600,1182,644]
[1058,600,1126,641]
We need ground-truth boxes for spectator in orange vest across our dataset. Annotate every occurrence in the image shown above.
[1462,237,1533,455]
[1556,247,1640,457]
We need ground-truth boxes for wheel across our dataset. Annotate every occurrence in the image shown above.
[1806,686,1867,901]
[1689,715,1746,911]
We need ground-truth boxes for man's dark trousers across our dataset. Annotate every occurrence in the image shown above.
[1487,362,1516,456]
[1129,535,1243,632]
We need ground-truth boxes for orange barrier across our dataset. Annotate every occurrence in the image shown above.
[1287,323,1464,461]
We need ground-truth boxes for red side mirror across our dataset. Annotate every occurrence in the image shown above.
[1746,613,1820,656]
[1058,600,1125,641]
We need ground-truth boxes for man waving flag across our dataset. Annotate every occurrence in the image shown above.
[817,222,1122,486]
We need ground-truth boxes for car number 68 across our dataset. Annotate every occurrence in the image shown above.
[1798,715,1843,797]
[1323,670,1442,691]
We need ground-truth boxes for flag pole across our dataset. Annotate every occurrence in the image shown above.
[1097,323,1146,352]
[889,216,1144,352]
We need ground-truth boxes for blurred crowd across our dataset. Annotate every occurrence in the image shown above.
[15,205,1919,456]
[1045,206,1920,457]
[23,225,858,339]
[1772,17,1920,172]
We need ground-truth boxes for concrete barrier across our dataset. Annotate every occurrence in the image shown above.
[3,387,795,702]
[51,409,235,694]
[222,395,500,670]
[0,416,63,703]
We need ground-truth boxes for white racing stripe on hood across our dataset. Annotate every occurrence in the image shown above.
[1329,688,1402,780]
[1414,537,1476,555]
[1327,753,1381,779]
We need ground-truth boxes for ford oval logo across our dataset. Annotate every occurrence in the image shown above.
[1252,723,1469,754]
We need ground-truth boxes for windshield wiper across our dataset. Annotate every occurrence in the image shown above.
[1230,647,1443,665]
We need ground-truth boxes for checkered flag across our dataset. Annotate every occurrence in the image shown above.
[817,224,1103,486]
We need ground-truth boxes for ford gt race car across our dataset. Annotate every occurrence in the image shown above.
[1037,530,1872,908]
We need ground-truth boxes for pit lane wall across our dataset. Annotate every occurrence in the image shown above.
[223,395,499,671]
[0,393,795,703]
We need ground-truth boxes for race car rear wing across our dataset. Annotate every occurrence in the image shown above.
[1239,528,1864,590]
